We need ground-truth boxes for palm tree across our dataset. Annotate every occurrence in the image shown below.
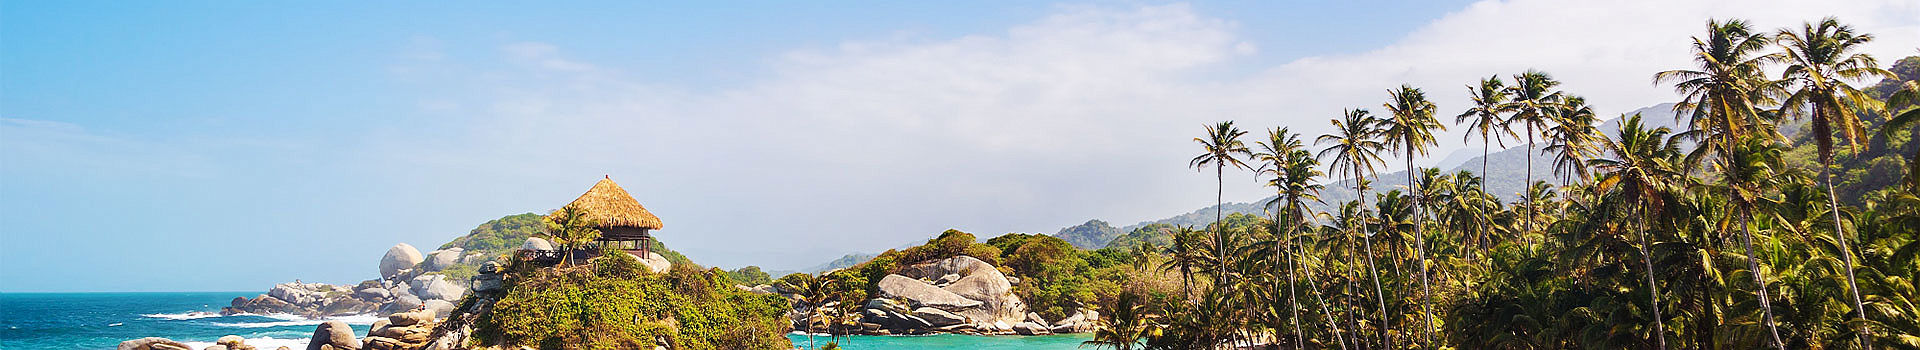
[1256,127,1310,348]
[1544,95,1599,184]
[1776,18,1892,347]
[1653,19,1790,347]
[1381,84,1445,345]
[776,274,840,350]
[1506,70,1565,241]
[1083,289,1151,350]
[1317,109,1390,347]
[543,204,602,266]
[1161,226,1210,299]
[1458,76,1517,252]
[1193,121,1253,289]
[1590,113,1680,350]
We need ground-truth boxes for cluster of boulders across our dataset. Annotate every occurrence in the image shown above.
[756,255,1098,336]
[118,336,278,350]
[303,310,446,350]
[224,243,481,319]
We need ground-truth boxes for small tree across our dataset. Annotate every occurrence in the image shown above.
[544,204,601,266]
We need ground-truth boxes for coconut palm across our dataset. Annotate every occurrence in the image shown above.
[1193,121,1254,289]
[1161,226,1210,299]
[1381,84,1445,345]
[1544,95,1600,184]
[543,204,602,266]
[1590,113,1682,349]
[1458,76,1517,249]
[1505,70,1565,240]
[1083,289,1152,350]
[1654,19,1792,347]
[1256,127,1311,348]
[1776,18,1893,346]
[1317,109,1390,347]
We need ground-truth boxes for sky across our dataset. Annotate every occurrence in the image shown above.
[2,0,1916,292]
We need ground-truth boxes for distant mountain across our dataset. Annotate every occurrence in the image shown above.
[804,252,879,273]
[1053,219,1122,249]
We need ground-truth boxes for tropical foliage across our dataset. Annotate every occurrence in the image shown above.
[1076,17,1919,350]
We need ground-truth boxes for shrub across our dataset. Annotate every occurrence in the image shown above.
[474,253,792,350]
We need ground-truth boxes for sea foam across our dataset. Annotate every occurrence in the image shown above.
[140,311,224,320]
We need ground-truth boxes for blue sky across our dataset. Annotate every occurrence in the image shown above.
[3,0,1915,292]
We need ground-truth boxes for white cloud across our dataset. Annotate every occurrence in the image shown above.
[379,0,1920,269]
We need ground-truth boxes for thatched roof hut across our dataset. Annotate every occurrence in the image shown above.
[551,177,662,250]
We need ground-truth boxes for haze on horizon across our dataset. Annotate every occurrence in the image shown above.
[3,0,1916,292]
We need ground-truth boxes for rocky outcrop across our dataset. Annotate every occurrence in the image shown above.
[876,275,982,310]
[408,275,465,302]
[224,281,386,318]
[894,256,1027,326]
[118,337,192,350]
[215,335,257,350]
[795,255,1068,336]
[420,248,463,273]
[306,321,360,350]
[379,244,424,280]
[629,251,672,274]
[360,311,436,350]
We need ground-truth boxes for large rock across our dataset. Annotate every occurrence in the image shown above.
[423,299,456,319]
[421,248,463,272]
[380,244,424,279]
[912,307,967,327]
[1013,321,1052,335]
[118,337,192,350]
[895,256,1026,324]
[306,321,361,350]
[625,251,672,273]
[876,275,981,310]
[409,274,465,301]
[521,237,554,251]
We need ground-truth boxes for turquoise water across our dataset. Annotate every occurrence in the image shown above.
[785,333,1091,350]
[0,292,1088,349]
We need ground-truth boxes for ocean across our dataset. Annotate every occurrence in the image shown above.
[0,292,1091,349]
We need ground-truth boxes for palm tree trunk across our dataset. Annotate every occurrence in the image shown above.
[1635,202,1668,350]
[1299,233,1351,350]
[1822,157,1874,348]
[1738,206,1786,349]
[1356,173,1390,349]
[1279,210,1303,350]
[1408,155,1434,347]
[1524,123,1536,247]
[1474,138,1491,260]
[1218,164,1228,290]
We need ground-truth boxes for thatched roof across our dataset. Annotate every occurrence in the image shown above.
[550,177,664,230]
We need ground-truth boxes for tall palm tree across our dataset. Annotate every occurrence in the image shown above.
[1590,114,1680,350]
[1460,76,1518,177]
[1776,18,1892,347]
[1317,109,1390,347]
[1458,76,1517,253]
[1653,19,1790,347]
[1193,121,1253,290]
[1256,127,1311,348]
[1544,95,1599,184]
[1381,84,1445,345]
[1506,70,1565,241]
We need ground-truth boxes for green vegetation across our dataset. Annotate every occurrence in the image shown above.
[440,213,545,253]
[473,248,792,350]
[723,266,772,286]
[1053,219,1122,249]
[1074,17,1920,350]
